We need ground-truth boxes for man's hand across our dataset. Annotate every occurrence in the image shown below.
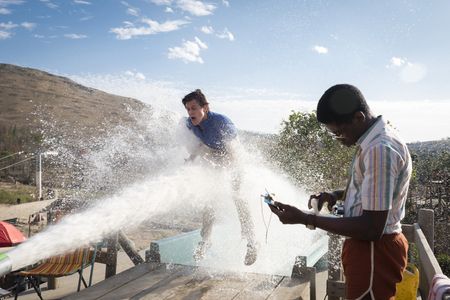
[269,201,307,225]
[308,192,337,212]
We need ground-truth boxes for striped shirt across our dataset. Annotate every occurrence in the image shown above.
[344,116,412,234]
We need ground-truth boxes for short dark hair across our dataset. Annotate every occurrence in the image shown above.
[317,84,370,124]
[182,89,209,107]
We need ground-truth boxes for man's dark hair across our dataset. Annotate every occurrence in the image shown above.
[317,84,371,124]
[182,89,209,107]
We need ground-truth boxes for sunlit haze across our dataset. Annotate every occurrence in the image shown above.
[1,0,449,142]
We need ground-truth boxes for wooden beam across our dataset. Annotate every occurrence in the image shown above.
[414,224,443,298]
[118,230,144,266]
[418,209,434,251]
[105,233,118,279]
[146,242,161,263]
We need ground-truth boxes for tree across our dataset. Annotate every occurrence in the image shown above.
[270,111,354,192]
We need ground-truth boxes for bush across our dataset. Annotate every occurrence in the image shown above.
[0,189,34,204]
[437,254,450,277]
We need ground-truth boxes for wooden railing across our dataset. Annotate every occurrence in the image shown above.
[327,209,448,299]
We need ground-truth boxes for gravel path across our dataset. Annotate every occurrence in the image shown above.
[0,200,53,221]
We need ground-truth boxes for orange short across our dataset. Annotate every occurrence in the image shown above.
[342,233,408,300]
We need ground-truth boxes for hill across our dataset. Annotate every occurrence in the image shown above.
[0,63,147,153]
[0,63,152,191]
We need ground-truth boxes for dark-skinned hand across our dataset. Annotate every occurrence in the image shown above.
[308,192,337,212]
[268,201,307,225]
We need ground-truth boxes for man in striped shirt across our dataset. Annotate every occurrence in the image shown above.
[270,84,412,300]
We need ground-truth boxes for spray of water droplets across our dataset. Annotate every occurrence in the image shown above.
[9,104,326,275]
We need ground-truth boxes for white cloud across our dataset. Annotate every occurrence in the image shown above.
[371,100,450,142]
[150,0,173,5]
[127,7,139,16]
[0,7,11,14]
[387,56,406,68]
[216,27,234,41]
[0,30,12,39]
[67,72,186,114]
[125,70,146,80]
[121,1,139,16]
[386,57,427,83]
[0,21,18,38]
[64,33,87,39]
[168,36,208,64]
[400,63,427,83]
[0,0,24,6]
[201,26,234,41]
[200,25,213,34]
[73,0,91,4]
[34,34,45,38]
[177,0,216,16]
[21,22,36,30]
[194,36,207,48]
[80,15,93,21]
[0,21,17,29]
[165,7,174,13]
[330,34,339,40]
[222,0,229,7]
[141,18,187,32]
[312,45,328,54]
[40,0,58,9]
[111,19,189,40]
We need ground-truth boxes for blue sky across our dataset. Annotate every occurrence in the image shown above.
[1,0,450,142]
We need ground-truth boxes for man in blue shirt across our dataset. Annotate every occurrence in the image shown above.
[182,89,257,266]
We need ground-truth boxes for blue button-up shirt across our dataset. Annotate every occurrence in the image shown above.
[186,111,237,152]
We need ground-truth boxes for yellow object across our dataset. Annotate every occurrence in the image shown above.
[395,263,420,300]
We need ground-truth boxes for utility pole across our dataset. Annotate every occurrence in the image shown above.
[35,151,42,200]
[35,151,58,200]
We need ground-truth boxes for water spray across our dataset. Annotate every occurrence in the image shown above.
[0,253,12,277]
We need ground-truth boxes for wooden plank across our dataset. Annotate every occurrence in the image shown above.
[97,264,189,300]
[160,271,256,300]
[137,270,267,300]
[63,262,162,300]
[233,274,284,300]
[414,224,442,298]
[267,276,310,300]
[138,272,211,300]
[64,264,313,300]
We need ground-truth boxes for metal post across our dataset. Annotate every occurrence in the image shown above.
[38,152,42,199]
